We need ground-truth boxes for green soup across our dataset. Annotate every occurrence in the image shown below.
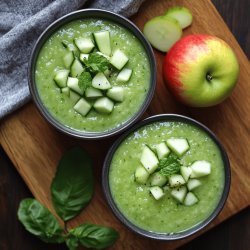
[35,19,150,133]
[109,121,225,233]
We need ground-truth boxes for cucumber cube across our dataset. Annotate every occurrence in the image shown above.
[54,69,69,88]
[85,87,103,99]
[74,37,95,53]
[61,87,70,96]
[67,77,83,95]
[79,53,89,62]
[184,192,198,206]
[106,86,124,102]
[166,138,189,156]
[110,49,128,70]
[140,146,159,174]
[150,172,167,187]
[171,186,187,203]
[190,160,211,178]
[180,166,192,182]
[134,166,149,184]
[117,68,132,82]
[73,98,92,116]
[169,174,186,187]
[70,59,84,77]
[63,52,74,68]
[94,31,111,56]
[150,186,164,200]
[69,90,81,103]
[92,72,111,90]
[96,51,110,60]
[187,179,202,191]
[155,142,170,159]
[93,97,114,114]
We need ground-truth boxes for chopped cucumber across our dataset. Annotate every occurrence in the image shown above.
[94,31,111,56]
[117,68,132,82]
[184,192,198,206]
[92,72,111,90]
[70,59,84,77]
[150,172,167,187]
[134,166,150,184]
[140,146,159,174]
[93,97,114,114]
[187,179,202,191]
[79,53,89,62]
[110,49,128,70]
[73,98,92,116]
[85,87,103,99]
[61,87,70,96]
[74,37,95,53]
[169,174,186,187]
[69,90,81,103]
[166,138,189,156]
[104,68,111,77]
[149,186,164,200]
[67,77,83,95]
[180,166,192,182]
[190,160,211,178]
[171,186,187,203]
[62,40,79,57]
[163,185,170,192]
[53,69,69,88]
[63,52,74,68]
[165,6,193,29]
[143,15,182,52]
[106,86,124,102]
[155,142,170,159]
[96,51,110,60]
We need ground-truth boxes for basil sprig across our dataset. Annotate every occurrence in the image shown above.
[17,147,119,249]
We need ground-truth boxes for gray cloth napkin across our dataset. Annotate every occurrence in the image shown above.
[0,0,144,120]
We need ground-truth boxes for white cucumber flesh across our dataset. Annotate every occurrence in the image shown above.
[54,70,69,88]
[180,166,192,182]
[69,90,81,103]
[94,31,111,56]
[110,49,128,70]
[117,68,132,82]
[79,53,89,62]
[166,138,189,156]
[140,146,159,174]
[63,52,74,68]
[70,59,84,77]
[106,86,124,102]
[74,37,95,53]
[184,192,198,206]
[143,16,182,52]
[92,72,111,90]
[134,166,150,184]
[61,87,70,96]
[190,160,211,178]
[187,179,202,191]
[73,98,92,116]
[165,6,193,29]
[150,172,167,187]
[150,186,164,200]
[155,142,170,159]
[171,186,187,203]
[169,174,186,187]
[93,97,114,114]
[85,87,103,98]
[67,77,83,95]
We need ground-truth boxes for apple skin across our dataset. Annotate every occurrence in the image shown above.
[163,34,240,107]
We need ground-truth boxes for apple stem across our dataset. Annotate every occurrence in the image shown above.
[206,73,213,81]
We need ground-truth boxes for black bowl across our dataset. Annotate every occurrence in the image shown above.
[102,114,231,240]
[28,9,156,139]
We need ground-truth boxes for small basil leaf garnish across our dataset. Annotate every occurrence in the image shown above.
[51,147,94,221]
[68,223,119,249]
[17,198,64,243]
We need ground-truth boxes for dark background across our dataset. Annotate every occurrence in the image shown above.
[0,0,249,249]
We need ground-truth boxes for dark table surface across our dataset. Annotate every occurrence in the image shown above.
[0,0,249,250]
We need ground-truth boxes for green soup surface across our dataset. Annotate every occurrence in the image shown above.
[109,121,225,233]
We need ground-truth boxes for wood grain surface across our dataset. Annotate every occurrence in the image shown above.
[0,0,250,249]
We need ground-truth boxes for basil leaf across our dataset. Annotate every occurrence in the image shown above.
[17,198,64,243]
[51,147,94,221]
[78,72,92,93]
[68,223,119,249]
[66,236,79,250]
[83,52,109,73]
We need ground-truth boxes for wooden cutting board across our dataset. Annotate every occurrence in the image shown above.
[1,0,250,249]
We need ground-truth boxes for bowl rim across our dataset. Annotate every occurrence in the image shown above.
[28,8,156,140]
[102,114,231,240]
